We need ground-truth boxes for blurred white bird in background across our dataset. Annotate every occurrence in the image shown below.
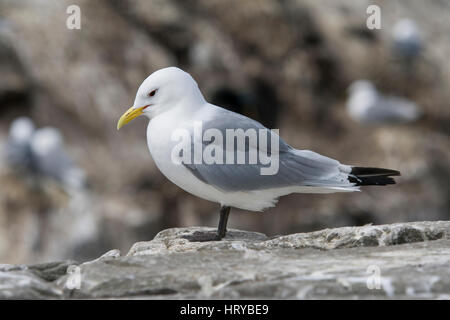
[346,80,422,125]
[6,117,35,170]
[5,117,86,190]
[392,18,423,61]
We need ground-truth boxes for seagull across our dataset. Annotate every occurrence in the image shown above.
[30,127,86,189]
[392,18,423,60]
[6,116,35,171]
[5,117,86,189]
[118,67,400,241]
[346,80,422,125]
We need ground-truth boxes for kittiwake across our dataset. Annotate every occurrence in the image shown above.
[118,67,400,241]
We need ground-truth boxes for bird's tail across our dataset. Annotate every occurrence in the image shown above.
[348,167,400,186]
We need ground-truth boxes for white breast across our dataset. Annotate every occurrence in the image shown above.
[146,109,224,205]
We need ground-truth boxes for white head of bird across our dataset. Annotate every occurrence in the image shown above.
[347,80,378,103]
[348,80,376,95]
[117,67,205,129]
[9,117,35,145]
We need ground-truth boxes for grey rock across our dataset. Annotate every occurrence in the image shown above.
[0,261,75,299]
[127,227,268,256]
[259,221,450,250]
[1,221,449,299]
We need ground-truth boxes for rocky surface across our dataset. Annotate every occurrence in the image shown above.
[1,221,449,299]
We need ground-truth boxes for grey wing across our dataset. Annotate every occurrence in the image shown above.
[182,107,352,192]
[369,95,421,123]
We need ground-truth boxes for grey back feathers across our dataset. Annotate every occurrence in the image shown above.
[182,106,353,192]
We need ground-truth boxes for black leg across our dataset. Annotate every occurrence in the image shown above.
[183,206,232,242]
[217,206,231,239]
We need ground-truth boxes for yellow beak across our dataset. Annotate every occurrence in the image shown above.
[117,106,146,130]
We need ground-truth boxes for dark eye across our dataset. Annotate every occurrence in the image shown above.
[149,89,157,97]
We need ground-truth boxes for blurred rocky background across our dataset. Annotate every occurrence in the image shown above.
[0,0,448,264]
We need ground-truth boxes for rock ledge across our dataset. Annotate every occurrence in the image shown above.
[1,221,449,299]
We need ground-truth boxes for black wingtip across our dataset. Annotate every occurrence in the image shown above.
[349,167,401,186]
